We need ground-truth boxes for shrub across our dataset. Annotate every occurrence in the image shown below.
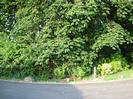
[110,61,122,73]
[54,67,65,79]
[71,66,85,79]
[111,53,129,70]
[98,63,113,76]
[98,61,123,76]
[98,52,129,76]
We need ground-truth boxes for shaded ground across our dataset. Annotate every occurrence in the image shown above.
[0,79,133,99]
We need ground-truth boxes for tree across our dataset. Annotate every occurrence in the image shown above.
[0,0,133,79]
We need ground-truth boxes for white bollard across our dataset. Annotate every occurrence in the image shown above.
[93,66,97,79]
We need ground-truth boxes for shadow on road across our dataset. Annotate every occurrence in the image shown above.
[0,81,84,99]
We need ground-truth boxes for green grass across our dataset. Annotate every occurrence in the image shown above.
[101,69,133,80]
[84,69,133,81]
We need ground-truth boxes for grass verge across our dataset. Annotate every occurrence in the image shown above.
[1,69,133,82]
[84,69,133,81]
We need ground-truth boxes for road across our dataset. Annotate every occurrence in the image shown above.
[0,80,133,99]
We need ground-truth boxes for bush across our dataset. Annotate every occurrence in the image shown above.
[110,61,122,73]
[98,63,112,76]
[98,52,129,76]
[111,53,129,70]
[71,66,85,79]
[54,67,65,79]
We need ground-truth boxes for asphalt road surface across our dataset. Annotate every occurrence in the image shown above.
[0,80,133,99]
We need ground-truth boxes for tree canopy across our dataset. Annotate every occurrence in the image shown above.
[0,0,133,80]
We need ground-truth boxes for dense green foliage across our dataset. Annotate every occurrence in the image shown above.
[97,52,129,76]
[0,0,133,80]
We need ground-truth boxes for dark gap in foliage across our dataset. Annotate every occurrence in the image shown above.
[98,46,116,58]
[120,44,133,64]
